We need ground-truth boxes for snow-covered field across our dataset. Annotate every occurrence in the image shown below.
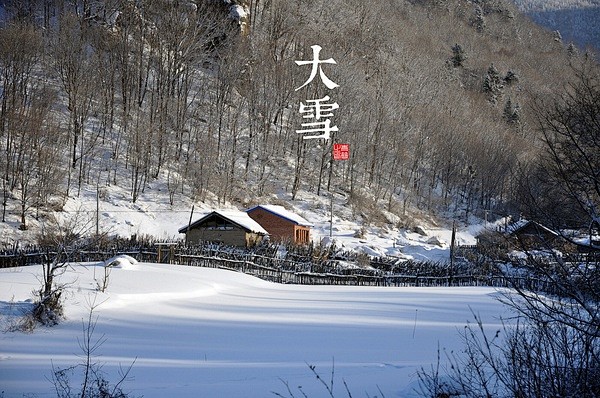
[0,259,509,397]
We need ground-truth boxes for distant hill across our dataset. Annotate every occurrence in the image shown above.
[512,0,600,51]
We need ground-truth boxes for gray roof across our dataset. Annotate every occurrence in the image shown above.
[179,210,269,235]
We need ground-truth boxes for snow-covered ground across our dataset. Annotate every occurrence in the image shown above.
[0,259,510,397]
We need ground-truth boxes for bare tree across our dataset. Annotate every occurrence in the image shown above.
[50,13,98,195]
[14,86,60,229]
[0,22,44,222]
[34,210,95,326]
[419,62,600,398]
[517,62,600,238]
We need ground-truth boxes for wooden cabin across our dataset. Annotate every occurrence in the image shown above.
[505,219,560,249]
[179,210,268,247]
[246,205,312,245]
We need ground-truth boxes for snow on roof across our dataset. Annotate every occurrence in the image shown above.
[505,219,558,236]
[505,219,530,235]
[180,210,269,235]
[247,205,313,227]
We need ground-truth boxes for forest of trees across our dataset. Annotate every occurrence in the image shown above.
[0,0,596,233]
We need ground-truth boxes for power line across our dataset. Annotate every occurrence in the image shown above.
[63,209,195,214]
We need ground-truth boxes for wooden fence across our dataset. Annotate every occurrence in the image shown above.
[175,253,561,291]
[0,244,593,293]
[0,249,158,268]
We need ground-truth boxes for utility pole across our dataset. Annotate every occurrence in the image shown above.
[450,220,456,269]
[96,184,99,236]
[185,205,194,247]
[329,191,333,238]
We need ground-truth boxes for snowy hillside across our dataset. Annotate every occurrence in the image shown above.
[0,261,509,397]
[0,0,586,252]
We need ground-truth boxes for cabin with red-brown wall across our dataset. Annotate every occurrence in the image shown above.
[246,205,312,245]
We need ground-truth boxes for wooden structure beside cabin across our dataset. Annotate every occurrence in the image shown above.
[179,210,268,248]
[574,220,600,253]
[505,219,560,249]
[246,205,312,245]
[477,219,560,252]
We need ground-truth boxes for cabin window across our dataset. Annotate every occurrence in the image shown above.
[201,217,235,230]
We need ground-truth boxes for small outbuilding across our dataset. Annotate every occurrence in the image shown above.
[246,204,312,245]
[179,210,268,248]
[573,220,600,253]
[475,219,562,259]
[504,219,560,249]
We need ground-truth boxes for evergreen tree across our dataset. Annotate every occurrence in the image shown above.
[503,97,521,125]
[473,5,485,32]
[511,102,521,124]
[483,63,503,104]
[450,43,466,67]
[503,97,513,121]
[504,69,519,86]
[567,43,579,58]
[553,30,563,44]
